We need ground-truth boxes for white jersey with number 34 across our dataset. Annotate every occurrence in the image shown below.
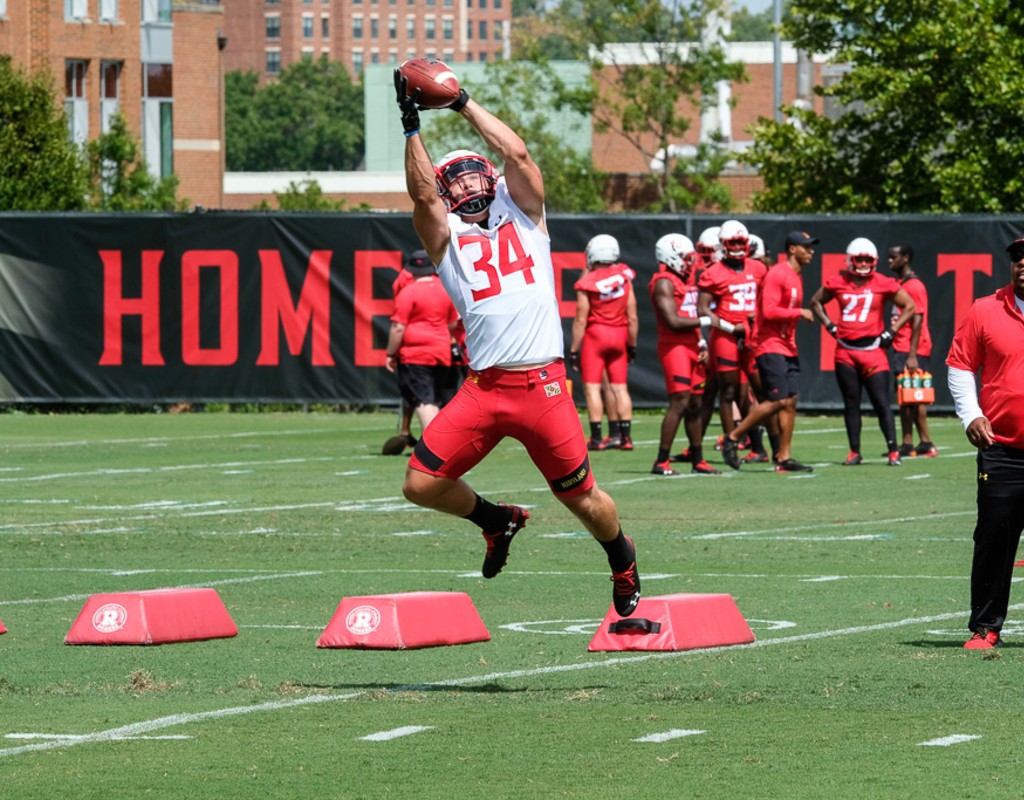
[438,179,563,370]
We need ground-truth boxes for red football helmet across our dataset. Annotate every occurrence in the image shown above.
[434,150,498,217]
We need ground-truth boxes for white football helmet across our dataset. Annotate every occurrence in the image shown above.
[846,237,878,276]
[696,226,721,264]
[718,220,750,260]
[655,233,697,278]
[585,234,620,268]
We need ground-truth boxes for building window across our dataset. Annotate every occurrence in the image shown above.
[265,14,280,38]
[353,15,363,38]
[265,50,281,74]
[65,60,88,144]
[321,15,330,38]
[479,51,488,61]
[479,21,487,38]
[141,0,172,23]
[425,17,435,40]
[480,0,486,7]
[353,50,364,73]
[302,14,314,38]
[65,0,86,21]
[443,49,454,62]
[406,17,414,38]
[370,51,380,64]
[443,0,452,7]
[494,0,501,7]
[99,0,119,22]
[266,0,280,4]
[370,15,379,38]
[494,20,502,40]
[466,20,472,39]
[100,61,121,133]
[388,50,398,63]
[388,15,397,39]
[141,63,173,179]
[442,18,452,40]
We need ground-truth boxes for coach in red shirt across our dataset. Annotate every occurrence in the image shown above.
[947,235,1024,650]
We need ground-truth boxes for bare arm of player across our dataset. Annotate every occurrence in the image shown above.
[889,288,917,334]
[569,291,590,355]
[906,311,923,371]
[654,278,700,331]
[454,99,545,230]
[385,321,406,373]
[810,286,837,333]
[626,283,639,348]
[404,133,450,266]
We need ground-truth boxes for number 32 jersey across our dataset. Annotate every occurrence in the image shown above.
[438,179,563,370]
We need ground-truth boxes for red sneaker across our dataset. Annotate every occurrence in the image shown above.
[964,629,1002,650]
[842,452,863,466]
[692,460,721,475]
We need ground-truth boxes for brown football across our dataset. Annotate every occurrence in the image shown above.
[398,57,461,110]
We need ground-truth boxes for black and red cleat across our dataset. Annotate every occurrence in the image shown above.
[610,536,641,617]
[481,505,530,579]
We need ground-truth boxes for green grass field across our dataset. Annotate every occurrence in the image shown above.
[0,410,1017,799]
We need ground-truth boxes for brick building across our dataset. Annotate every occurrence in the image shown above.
[0,0,226,208]
[220,0,512,81]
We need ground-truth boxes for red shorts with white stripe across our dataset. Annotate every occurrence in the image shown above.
[409,359,595,498]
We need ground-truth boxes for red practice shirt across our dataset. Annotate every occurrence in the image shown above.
[648,268,700,346]
[698,258,767,326]
[575,263,635,327]
[892,274,932,356]
[752,263,804,358]
[823,270,902,340]
[391,276,458,366]
[946,285,1024,449]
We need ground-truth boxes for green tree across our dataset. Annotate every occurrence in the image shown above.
[728,5,774,41]
[225,57,364,172]
[746,1,1024,212]
[518,0,745,212]
[85,113,186,211]
[0,57,88,210]
[425,60,607,213]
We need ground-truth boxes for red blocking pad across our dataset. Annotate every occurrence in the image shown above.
[65,588,238,645]
[588,593,755,652]
[0,618,6,635]
[317,591,490,650]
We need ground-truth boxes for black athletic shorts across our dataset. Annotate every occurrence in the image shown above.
[755,353,800,401]
[397,363,448,408]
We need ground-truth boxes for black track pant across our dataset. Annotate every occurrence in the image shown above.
[834,363,896,454]
[969,444,1024,633]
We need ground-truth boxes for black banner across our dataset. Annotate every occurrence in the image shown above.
[0,212,1019,408]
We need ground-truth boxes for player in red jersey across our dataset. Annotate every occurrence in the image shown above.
[887,243,936,457]
[385,252,460,432]
[947,235,1024,649]
[697,220,772,462]
[569,234,639,451]
[810,237,916,466]
[648,233,719,476]
[722,231,818,473]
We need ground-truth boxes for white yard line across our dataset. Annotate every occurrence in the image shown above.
[917,734,982,747]
[360,726,435,742]
[3,603,1016,760]
[632,729,706,743]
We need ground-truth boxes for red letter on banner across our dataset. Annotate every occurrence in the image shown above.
[256,250,334,366]
[181,250,239,366]
[98,250,165,366]
[353,250,403,367]
[552,251,586,320]
[937,253,992,329]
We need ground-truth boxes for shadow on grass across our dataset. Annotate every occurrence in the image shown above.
[904,639,1022,649]
[291,682,609,694]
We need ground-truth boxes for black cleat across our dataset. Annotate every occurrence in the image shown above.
[722,437,741,470]
[481,505,530,578]
[610,536,641,616]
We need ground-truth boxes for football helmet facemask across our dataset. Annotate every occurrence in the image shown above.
[719,220,750,261]
[434,150,499,217]
[846,237,878,276]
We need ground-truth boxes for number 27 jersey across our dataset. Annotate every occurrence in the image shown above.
[438,179,563,370]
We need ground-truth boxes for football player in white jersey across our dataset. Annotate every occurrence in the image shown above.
[394,69,641,616]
